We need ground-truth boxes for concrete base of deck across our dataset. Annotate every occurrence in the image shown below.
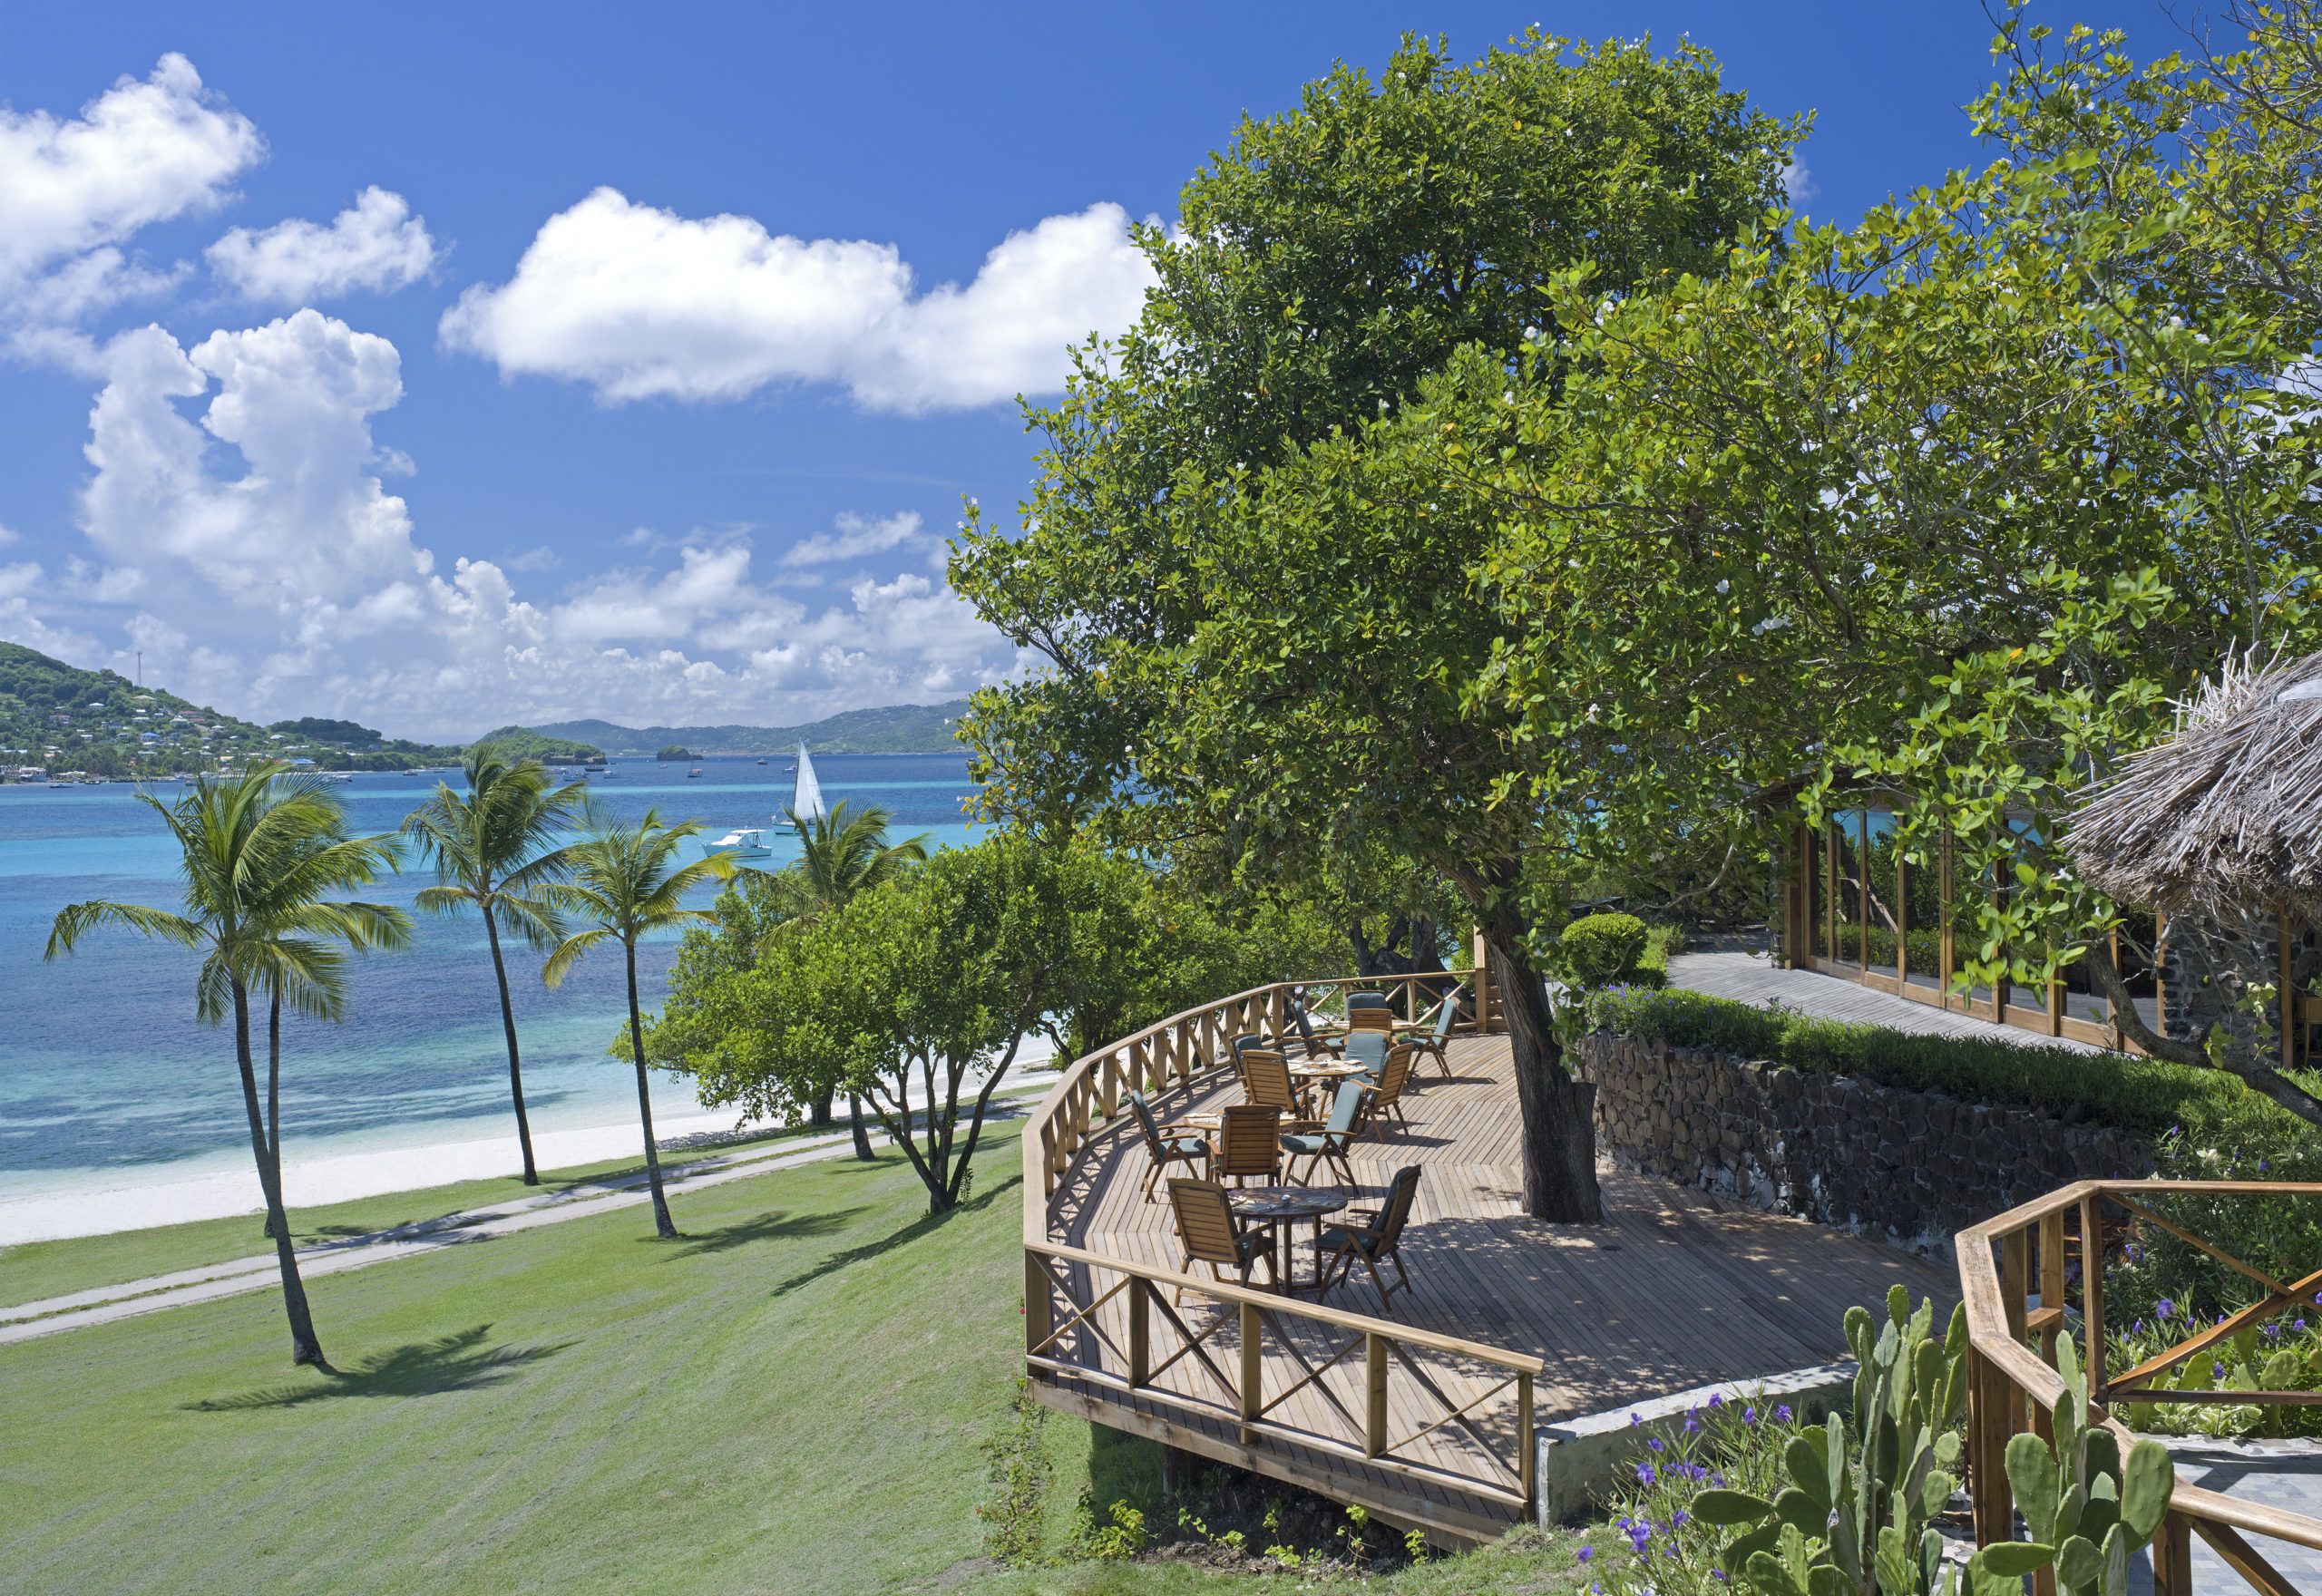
[1029,1031,1956,1542]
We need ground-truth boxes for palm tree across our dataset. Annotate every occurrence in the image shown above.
[543,804,736,1238]
[756,798,931,1152]
[45,765,407,1366]
[400,745,585,1184]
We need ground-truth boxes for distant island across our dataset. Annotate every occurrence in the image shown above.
[492,700,972,757]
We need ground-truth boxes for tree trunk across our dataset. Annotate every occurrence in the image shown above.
[1483,922,1601,1222]
[484,909,540,1183]
[263,993,282,1240]
[231,978,327,1366]
[625,939,678,1238]
[810,1086,835,1126]
[849,1092,875,1160]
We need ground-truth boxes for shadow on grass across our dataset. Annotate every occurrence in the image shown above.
[767,1173,1020,1299]
[657,1206,867,1261]
[181,1324,570,1411]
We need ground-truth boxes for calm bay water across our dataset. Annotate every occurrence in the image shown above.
[0,754,978,1200]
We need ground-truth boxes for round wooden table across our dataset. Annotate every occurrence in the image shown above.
[1226,1186,1351,1294]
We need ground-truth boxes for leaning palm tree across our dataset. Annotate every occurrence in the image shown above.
[543,803,737,1238]
[754,798,931,1153]
[400,745,585,1183]
[45,764,407,1367]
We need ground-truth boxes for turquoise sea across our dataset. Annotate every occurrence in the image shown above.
[0,754,979,1202]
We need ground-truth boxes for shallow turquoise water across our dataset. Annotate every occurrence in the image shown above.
[0,754,978,1195]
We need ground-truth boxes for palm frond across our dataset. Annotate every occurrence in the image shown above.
[44,899,209,959]
[541,926,615,988]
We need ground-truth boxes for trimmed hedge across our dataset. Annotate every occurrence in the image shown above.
[1585,986,2298,1144]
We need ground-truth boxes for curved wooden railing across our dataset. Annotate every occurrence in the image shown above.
[1020,973,1544,1526]
[1959,1181,2322,1596]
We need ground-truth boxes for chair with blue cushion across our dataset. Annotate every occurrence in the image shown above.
[1407,994,1459,1079]
[1312,1164,1421,1310]
[1130,1088,1211,1202]
[1281,1076,1364,1189]
[1340,1029,1390,1082]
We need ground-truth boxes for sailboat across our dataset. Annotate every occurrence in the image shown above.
[787,743,828,832]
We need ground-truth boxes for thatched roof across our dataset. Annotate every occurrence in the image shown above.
[2065,651,2322,916]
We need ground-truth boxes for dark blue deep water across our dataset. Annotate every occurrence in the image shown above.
[0,754,978,1198]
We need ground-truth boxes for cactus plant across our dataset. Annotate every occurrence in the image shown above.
[1690,1287,2174,1596]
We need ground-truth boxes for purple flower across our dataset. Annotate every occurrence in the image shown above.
[1637,1464,1657,1485]
[1708,1392,1724,1408]
[1630,1411,1643,1426]
[1673,1510,1690,1529]
[1648,1436,1665,1453]
[2158,1299,2175,1319]
[2214,1362,2226,1379]
[1711,1473,1728,1487]
[1775,1405,1793,1422]
[1577,1547,1595,1564]
[2132,1320,2144,1335]
[2268,1324,2282,1340]
[1685,1416,1702,1433]
[2298,1319,2307,1332]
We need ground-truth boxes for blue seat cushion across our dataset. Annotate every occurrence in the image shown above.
[1315,1225,1382,1255]
[1281,1133,1340,1154]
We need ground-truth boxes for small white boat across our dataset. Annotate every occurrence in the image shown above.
[687,766,704,779]
[707,826,775,862]
[789,743,827,831]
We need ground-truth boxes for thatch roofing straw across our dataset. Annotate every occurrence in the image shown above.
[2066,651,2322,915]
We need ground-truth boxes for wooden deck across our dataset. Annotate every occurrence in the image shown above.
[1024,1023,1956,1542]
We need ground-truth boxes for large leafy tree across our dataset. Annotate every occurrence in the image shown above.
[400,744,585,1184]
[45,766,407,1366]
[953,31,1799,1220]
[542,806,736,1239]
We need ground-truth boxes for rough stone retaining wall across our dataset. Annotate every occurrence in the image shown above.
[1573,1033,2154,1256]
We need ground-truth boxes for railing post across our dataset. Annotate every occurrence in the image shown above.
[2003,1226,2031,1440]
[1365,1332,1389,1457]
[1967,1347,2015,1545]
[1518,1370,1537,1517]
[1239,1302,1263,1444]
[2081,1193,2106,1407]
[1127,1276,1150,1388]
[1025,1249,1052,1357]
[2153,1512,2193,1596]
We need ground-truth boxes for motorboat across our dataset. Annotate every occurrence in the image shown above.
[687,766,704,779]
[706,826,775,862]
[756,757,766,765]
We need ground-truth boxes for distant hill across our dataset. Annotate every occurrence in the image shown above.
[468,725,608,762]
[512,700,972,756]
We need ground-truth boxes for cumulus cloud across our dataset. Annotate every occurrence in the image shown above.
[1781,158,1818,204]
[778,510,927,568]
[439,188,1156,412]
[40,311,1020,736]
[207,186,439,302]
[0,54,261,327]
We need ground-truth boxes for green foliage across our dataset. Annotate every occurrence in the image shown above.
[466,725,605,761]
[1587,987,2278,1143]
[516,700,970,756]
[979,1377,1056,1565]
[1551,912,1654,989]
[1590,1393,1810,1596]
[268,717,383,745]
[655,744,692,761]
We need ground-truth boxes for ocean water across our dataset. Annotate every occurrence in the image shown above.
[0,754,979,1204]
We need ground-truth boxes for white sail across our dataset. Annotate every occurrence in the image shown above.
[789,742,827,829]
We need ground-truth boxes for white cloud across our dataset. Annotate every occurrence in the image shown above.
[439,188,1156,413]
[0,55,261,326]
[1781,158,1818,204]
[207,186,439,302]
[36,311,1020,737]
[778,510,927,568]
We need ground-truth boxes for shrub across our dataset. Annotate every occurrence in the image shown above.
[1555,912,1653,988]
[1585,986,2288,1144]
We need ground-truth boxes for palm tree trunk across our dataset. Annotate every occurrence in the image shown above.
[232,978,327,1366]
[262,994,282,1240]
[483,909,540,1183]
[849,1092,874,1160]
[625,939,678,1238]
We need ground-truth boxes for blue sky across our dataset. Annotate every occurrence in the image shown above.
[2,0,2169,740]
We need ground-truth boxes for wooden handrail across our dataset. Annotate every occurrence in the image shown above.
[1956,1178,2322,1576]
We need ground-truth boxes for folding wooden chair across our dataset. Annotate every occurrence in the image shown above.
[1214,1104,1283,1187]
[1129,1088,1211,1202]
[1167,1178,1278,1299]
[1313,1164,1421,1310]
[1406,996,1459,1080]
[1354,1046,1417,1141]
[1281,1076,1364,1189]
[1283,998,1343,1059]
[1344,993,1396,1038]
[1239,1047,1303,1118]
[1340,1029,1390,1082]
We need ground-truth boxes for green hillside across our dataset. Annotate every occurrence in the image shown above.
[517,698,971,755]
[468,725,608,762]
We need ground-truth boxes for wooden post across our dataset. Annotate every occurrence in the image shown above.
[1896,816,1910,990]
[1239,1301,1263,1443]
[1517,1371,1537,1516]
[2003,1227,2031,1438]
[2154,910,2169,1043]
[2110,929,2127,1054]
[1940,828,1956,1013]
[1992,865,2008,1028]
[1967,1347,2016,1546]
[1365,1332,1389,1458]
[1858,808,1872,974]
[2280,911,2297,1069]
[2047,978,2064,1038]
[1127,1276,1151,1388]
[1025,1250,1052,1356]
[1791,822,1813,968]
[2081,1194,2105,1406]
[2152,1512,2194,1596]
[1825,819,1839,964]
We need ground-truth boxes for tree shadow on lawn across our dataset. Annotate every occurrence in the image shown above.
[766,1174,1020,1299]
[657,1206,867,1261]
[180,1324,571,1411]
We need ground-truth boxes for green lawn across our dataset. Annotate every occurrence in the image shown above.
[0,1120,1601,1595]
[0,1121,858,1310]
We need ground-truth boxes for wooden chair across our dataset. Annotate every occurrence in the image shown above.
[1314,1165,1421,1310]
[1283,998,1343,1059]
[1239,1047,1302,1118]
[1406,996,1459,1080]
[1354,1046,1417,1141]
[1167,1178,1278,1297]
[1214,1104,1283,1187]
[1228,1034,1267,1092]
[1129,1088,1211,1202]
[1281,1077,1364,1189]
[1340,1029,1390,1082]
[1345,994,1396,1036]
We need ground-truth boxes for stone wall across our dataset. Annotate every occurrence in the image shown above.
[1574,1033,2154,1257]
